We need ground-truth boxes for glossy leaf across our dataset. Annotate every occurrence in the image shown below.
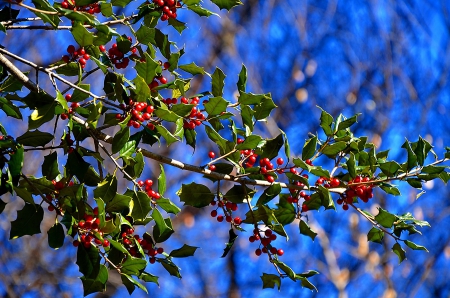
[16,130,53,147]
[10,204,44,239]
[177,182,215,208]
[170,244,199,258]
[261,273,281,290]
[47,222,65,249]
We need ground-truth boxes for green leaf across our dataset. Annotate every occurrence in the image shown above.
[168,17,187,34]
[29,102,57,130]
[76,243,100,277]
[379,161,401,176]
[401,139,418,171]
[156,198,181,214]
[154,106,180,122]
[205,126,228,154]
[105,193,131,213]
[151,165,164,199]
[0,96,22,119]
[16,130,53,147]
[177,182,215,208]
[71,22,94,47]
[404,240,428,252]
[0,199,6,214]
[211,67,226,97]
[379,183,401,196]
[274,196,296,225]
[299,220,317,241]
[160,259,182,278]
[238,92,269,105]
[112,127,130,154]
[253,95,277,120]
[318,107,334,136]
[259,134,283,160]
[70,84,90,102]
[9,145,23,179]
[55,62,81,77]
[273,260,296,281]
[156,124,179,145]
[337,114,360,131]
[131,191,152,221]
[204,96,229,116]
[14,187,35,205]
[81,265,108,296]
[121,274,148,295]
[302,136,317,161]
[140,272,159,285]
[375,207,397,228]
[224,185,255,203]
[221,228,238,258]
[10,204,44,239]
[235,135,264,150]
[261,273,281,290]
[47,222,65,249]
[257,183,281,205]
[31,0,60,27]
[153,216,174,243]
[187,4,219,17]
[346,152,356,178]
[111,0,132,7]
[237,64,247,93]
[211,0,243,10]
[134,53,161,84]
[392,243,406,263]
[367,227,384,244]
[133,75,150,103]
[100,2,113,17]
[321,141,347,157]
[152,208,170,238]
[170,244,199,258]
[121,257,147,275]
[94,175,117,203]
[179,62,207,76]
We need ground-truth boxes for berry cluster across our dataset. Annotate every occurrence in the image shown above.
[62,45,90,69]
[46,179,75,212]
[60,0,101,14]
[153,0,181,21]
[103,40,135,69]
[259,157,275,183]
[148,62,171,90]
[137,178,161,200]
[250,228,284,257]
[180,97,206,130]
[337,176,374,210]
[60,94,80,120]
[116,99,156,130]
[118,227,164,263]
[72,209,110,249]
[210,199,242,225]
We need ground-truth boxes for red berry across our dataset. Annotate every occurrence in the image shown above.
[102,239,110,247]
[157,247,164,254]
[255,248,262,256]
[48,205,55,211]
[163,62,170,69]
[277,249,284,256]
[210,210,218,217]
[265,175,275,183]
[305,159,313,166]
[209,164,216,171]
[208,151,215,159]
[61,113,68,120]
[276,157,284,165]
[73,240,80,247]
[67,45,75,53]
[233,217,242,225]
[217,215,224,222]
[343,204,349,211]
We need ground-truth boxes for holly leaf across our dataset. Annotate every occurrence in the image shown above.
[47,222,65,249]
[10,204,44,239]
[392,243,406,263]
[170,244,199,258]
[261,273,281,290]
[221,228,238,258]
[299,220,317,241]
[16,130,53,147]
